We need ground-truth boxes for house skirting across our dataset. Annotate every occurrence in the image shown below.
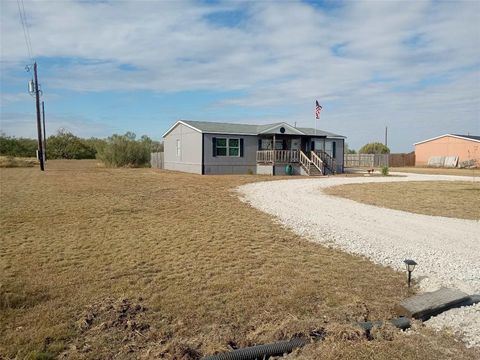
[256,164,306,176]
[204,164,256,175]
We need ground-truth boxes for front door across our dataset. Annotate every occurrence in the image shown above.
[314,139,325,152]
[325,141,333,157]
[290,138,301,150]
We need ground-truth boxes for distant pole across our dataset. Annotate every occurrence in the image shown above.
[34,62,44,171]
[385,126,388,147]
[42,101,46,162]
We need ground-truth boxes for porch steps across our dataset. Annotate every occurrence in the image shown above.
[316,150,336,175]
[309,164,323,176]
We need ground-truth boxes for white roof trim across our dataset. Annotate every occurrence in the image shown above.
[162,120,202,138]
[414,134,480,145]
[259,122,305,135]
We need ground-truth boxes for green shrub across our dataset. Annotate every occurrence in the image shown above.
[0,133,38,157]
[359,142,390,154]
[46,129,98,159]
[381,165,390,176]
[96,132,152,167]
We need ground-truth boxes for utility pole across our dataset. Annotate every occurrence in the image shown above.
[385,126,388,147]
[42,100,46,163]
[33,62,44,171]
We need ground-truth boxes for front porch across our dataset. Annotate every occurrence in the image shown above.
[256,149,336,176]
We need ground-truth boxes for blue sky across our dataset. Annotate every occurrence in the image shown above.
[1,0,479,151]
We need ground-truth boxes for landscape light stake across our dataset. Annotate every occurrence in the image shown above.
[404,259,417,288]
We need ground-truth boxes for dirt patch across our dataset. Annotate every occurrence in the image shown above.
[62,297,202,359]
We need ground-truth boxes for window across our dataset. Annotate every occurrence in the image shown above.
[216,138,240,157]
[228,139,239,156]
[216,138,227,156]
[261,139,272,150]
[176,139,181,157]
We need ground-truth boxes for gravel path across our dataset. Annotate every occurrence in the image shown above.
[237,173,480,347]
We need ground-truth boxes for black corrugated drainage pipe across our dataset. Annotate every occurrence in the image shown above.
[202,296,479,359]
[202,337,308,360]
[202,317,412,360]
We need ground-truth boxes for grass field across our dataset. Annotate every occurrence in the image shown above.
[0,156,38,168]
[1,160,478,359]
[392,167,478,177]
[324,181,480,220]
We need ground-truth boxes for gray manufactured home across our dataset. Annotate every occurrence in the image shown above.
[163,120,346,175]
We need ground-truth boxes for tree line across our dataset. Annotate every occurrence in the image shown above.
[0,129,163,167]
[345,142,390,155]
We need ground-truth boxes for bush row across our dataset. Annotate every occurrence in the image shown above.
[0,130,163,167]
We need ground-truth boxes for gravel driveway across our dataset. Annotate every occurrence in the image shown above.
[237,172,480,347]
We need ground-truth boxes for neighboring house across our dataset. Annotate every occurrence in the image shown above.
[414,134,480,167]
[163,120,346,175]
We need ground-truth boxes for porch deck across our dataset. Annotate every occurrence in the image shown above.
[256,150,337,176]
[256,150,300,164]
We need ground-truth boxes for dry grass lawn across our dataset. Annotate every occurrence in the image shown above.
[325,181,480,220]
[1,160,478,359]
[0,156,38,168]
[392,166,478,177]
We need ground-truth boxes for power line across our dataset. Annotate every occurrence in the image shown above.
[16,0,34,62]
[20,0,34,58]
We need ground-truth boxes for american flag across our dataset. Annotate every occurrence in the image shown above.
[315,100,322,119]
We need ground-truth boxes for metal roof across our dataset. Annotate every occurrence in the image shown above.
[452,134,480,141]
[163,120,346,138]
[414,133,480,145]
[181,120,259,135]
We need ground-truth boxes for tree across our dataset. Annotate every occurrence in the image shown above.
[0,133,38,157]
[359,142,390,154]
[344,143,357,154]
[46,129,97,159]
[96,132,152,167]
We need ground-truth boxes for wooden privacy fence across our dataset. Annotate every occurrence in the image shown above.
[344,154,387,167]
[344,153,415,168]
[389,152,415,167]
[150,152,164,169]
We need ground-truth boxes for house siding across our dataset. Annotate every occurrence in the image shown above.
[203,134,258,174]
[164,123,202,174]
[415,136,480,166]
[311,137,344,173]
[334,138,345,173]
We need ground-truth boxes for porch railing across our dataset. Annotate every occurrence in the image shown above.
[256,150,300,163]
[299,151,311,175]
[315,150,337,174]
[310,151,324,174]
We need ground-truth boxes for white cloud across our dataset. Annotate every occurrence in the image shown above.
[1,0,479,150]
[0,111,115,138]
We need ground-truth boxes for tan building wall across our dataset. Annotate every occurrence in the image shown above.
[415,135,480,166]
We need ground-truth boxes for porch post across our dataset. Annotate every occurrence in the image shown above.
[272,134,276,175]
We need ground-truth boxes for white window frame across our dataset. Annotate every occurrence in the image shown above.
[216,137,240,157]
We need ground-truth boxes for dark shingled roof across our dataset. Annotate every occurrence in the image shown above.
[178,120,345,138]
